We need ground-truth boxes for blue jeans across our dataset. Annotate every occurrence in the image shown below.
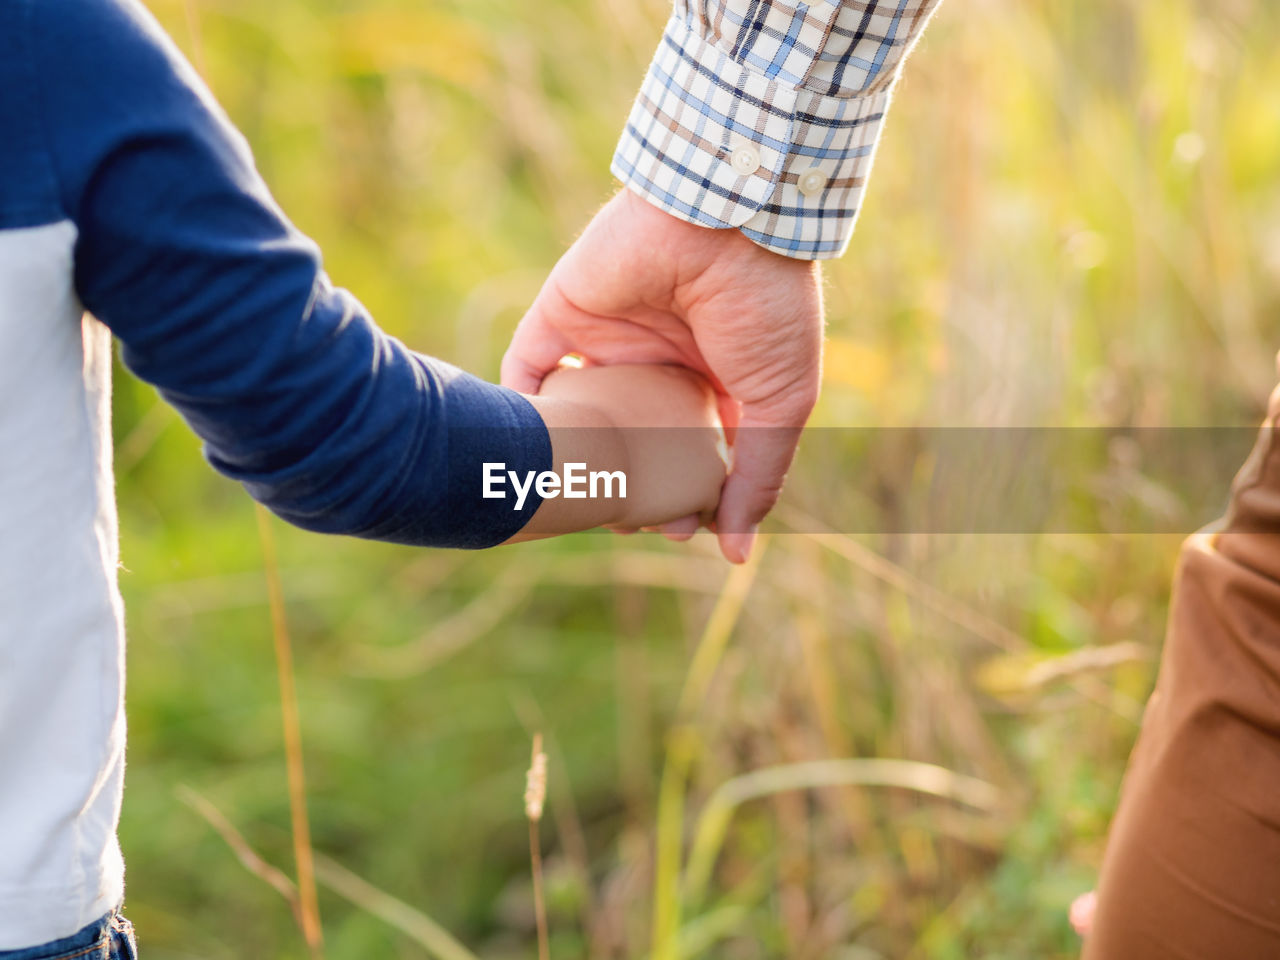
[0,912,136,960]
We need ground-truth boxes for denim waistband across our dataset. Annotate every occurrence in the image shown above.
[0,908,121,960]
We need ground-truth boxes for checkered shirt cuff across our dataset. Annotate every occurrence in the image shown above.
[612,14,893,260]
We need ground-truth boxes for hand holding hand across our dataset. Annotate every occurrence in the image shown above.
[512,363,727,542]
[502,189,823,562]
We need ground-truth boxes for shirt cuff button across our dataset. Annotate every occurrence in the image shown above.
[798,167,828,197]
[730,144,762,176]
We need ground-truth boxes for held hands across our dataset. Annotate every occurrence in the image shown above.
[502,189,824,563]
[509,364,729,544]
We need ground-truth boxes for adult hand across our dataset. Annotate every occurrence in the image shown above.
[501,189,824,563]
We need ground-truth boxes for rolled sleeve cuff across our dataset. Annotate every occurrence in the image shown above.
[612,15,892,261]
[395,363,553,549]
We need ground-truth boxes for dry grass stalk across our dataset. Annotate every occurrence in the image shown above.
[509,694,598,937]
[180,785,480,960]
[175,784,304,927]
[683,758,1001,907]
[354,563,537,675]
[526,732,549,820]
[781,507,1143,722]
[526,733,550,960]
[312,853,481,960]
[777,506,1024,653]
[256,505,325,958]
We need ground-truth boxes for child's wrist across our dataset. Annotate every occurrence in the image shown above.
[504,395,632,540]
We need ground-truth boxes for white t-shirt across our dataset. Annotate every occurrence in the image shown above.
[0,222,127,948]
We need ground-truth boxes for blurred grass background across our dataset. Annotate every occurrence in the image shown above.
[113,0,1280,956]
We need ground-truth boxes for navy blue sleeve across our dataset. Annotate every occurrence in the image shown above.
[28,0,551,548]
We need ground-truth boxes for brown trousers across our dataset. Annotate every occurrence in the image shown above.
[1084,386,1280,958]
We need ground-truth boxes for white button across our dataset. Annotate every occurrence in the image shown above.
[730,144,761,176]
[798,167,828,197]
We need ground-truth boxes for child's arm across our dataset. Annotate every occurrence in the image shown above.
[507,364,727,541]
[30,0,559,549]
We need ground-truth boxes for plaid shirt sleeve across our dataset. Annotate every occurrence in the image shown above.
[612,0,945,259]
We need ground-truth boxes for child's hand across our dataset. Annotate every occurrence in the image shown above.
[543,363,728,529]
[509,364,728,542]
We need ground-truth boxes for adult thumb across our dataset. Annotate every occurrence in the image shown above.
[500,295,575,394]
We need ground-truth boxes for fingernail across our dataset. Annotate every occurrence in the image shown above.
[735,524,759,563]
